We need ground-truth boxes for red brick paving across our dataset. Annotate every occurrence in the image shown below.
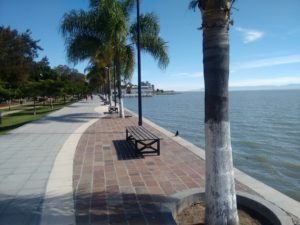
[73,113,258,225]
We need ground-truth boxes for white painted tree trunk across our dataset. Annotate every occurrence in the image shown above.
[199,1,239,223]
[119,98,125,118]
[205,121,239,225]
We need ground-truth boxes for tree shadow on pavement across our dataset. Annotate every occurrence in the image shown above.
[0,193,43,225]
[74,191,177,225]
[0,191,177,225]
[32,113,101,124]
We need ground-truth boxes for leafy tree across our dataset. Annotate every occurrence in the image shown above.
[54,65,88,99]
[0,26,42,88]
[31,57,59,81]
[23,81,42,115]
[0,81,11,101]
[190,1,239,225]
[0,81,23,110]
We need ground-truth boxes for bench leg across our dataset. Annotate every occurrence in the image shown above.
[157,139,160,156]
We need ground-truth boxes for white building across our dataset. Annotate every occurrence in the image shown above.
[122,85,153,97]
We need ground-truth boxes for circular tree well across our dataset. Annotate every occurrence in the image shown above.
[167,189,293,225]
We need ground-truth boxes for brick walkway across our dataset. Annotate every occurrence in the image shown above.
[73,113,259,225]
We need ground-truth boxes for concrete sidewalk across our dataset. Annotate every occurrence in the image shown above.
[0,96,102,225]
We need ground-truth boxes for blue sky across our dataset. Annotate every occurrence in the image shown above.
[1,0,300,91]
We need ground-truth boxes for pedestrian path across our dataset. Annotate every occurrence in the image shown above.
[0,96,102,225]
[72,114,265,225]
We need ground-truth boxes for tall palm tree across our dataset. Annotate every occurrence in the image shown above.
[60,0,169,117]
[190,0,239,225]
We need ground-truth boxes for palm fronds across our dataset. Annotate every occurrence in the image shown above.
[130,13,169,69]
[60,0,169,85]
[140,36,169,69]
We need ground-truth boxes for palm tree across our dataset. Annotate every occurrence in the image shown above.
[189,0,239,225]
[60,0,169,117]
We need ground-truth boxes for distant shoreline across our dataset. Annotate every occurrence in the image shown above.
[181,88,300,93]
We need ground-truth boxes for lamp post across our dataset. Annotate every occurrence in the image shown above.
[137,0,142,126]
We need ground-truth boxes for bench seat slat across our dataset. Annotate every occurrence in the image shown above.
[128,126,146,140]
[130,127,145,140]
[139,126,158,140]
[131,126,150,140]
[127,126,158,141]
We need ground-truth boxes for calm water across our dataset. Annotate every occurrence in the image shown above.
[124,90,300,201]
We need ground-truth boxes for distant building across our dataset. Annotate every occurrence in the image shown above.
[123,84,153,97]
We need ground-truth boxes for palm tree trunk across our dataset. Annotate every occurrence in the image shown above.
[116,62,125,118]
[108,69,112,106]
[202,4,239,225]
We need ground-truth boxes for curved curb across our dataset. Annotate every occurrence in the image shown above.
[163,188,294,225]
[40,105,106,225]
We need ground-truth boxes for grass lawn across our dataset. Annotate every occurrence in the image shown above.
[0,103,69,135]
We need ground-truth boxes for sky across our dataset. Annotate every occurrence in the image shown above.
[1,0,300,91]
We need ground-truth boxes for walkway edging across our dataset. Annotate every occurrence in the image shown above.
[40,105,106,225]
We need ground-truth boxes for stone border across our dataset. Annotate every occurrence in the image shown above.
[164,188,294,225]
[40,105,107,225]
[125,108,300,219]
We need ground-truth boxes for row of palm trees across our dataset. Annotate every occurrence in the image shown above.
[60,0,169,117]
[61,0,239,224]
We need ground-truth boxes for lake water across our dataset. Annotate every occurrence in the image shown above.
[124,90,300,201]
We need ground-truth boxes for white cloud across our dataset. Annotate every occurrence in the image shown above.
[236,27,264,43]
[230,76,300,87]
[234,54,300,70]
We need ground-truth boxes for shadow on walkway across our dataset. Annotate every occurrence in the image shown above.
[74,191,176,225]
[113,140,143,160]
[0,191,177,225]
[113,140,160,161]
[0,193,43,225]
[32,113,101,124]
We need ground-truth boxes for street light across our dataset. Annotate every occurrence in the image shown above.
[137,0,142,126]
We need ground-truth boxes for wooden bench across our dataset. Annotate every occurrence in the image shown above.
[126,126,160,155]
[109,106,118,113]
